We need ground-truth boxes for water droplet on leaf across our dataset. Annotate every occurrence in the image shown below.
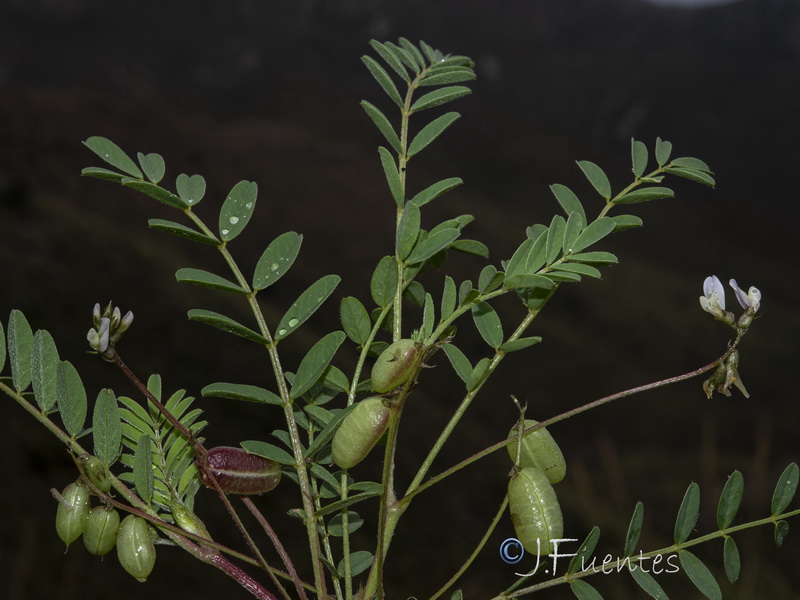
[278,329,287,336]
[288,318,299,327]
[229,216,239,225]
[221,229,229,235]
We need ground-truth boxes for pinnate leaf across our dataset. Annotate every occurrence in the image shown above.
[655,137,672,166]
[408,112,460,158]
[31,329,59,412]
[569,579,603,600]
[93,388,122,465]
[275,275,341,341]
[137,152,165,184]
[187,309,267,344]
[57,361,87,438]
[240,440,295,466]
[471,302,503,349]
[679,551,721,600]
[624,501,645,557]
[577,160,612,200]
[716,470,743,529]
[148,219,218,245]
[253,232,303,291]
[570,218,615,253]
[614,187,674,204]
[290,331,346,399]
[771,462,799,515]
[175,173,207,206]
[629,566,668,600]
[202,382,282,405]
[723,536,740,583]
[219,180,257,242]
[83,136,143,178]
[176,268,246,294]
[8,309,33,392]
[674,482,700,544]
[361,101,402,152]
[378,147,404,207]
[631,138,648,178]
[361,55,403,107]
[122,179,187,209]
[410,86,471,112]
[371,256,398,307]
[410,177,462,207]
[340,297,372,346]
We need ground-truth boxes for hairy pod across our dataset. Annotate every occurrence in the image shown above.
[171,503,211,540]
[508,467,564,555]
[199,446,282,495]
[80,455,111,493]
[332,397,391,469]
[83,506,120,556]
[371,339,420,393]
[507,419,566,484]
[117,515,156,582]
[55,480,90,547]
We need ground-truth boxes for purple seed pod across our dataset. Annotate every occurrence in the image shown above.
[198,446,282,495]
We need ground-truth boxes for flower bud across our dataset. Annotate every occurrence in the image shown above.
[508,467,563,555]
[83,506,120,556]
[55,480,90,548]
[80,455,111,493]
[371,339,420,393]
[332,397,391,469]
[199,447,282,495]
[117,515,156,582]
[507,419,566,484]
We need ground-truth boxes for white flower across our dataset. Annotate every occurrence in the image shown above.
[729,279,761,313]
[699,275,726,317]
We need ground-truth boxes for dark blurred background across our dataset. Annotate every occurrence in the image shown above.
[1,0,798,598]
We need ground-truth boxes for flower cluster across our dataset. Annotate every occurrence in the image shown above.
[699,275,760,399]
[699,275,761,329]
[87,302,134,361]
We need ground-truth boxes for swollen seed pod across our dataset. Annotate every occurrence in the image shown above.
[83,506,120,556]
[332,397,391,469]
[170,503,211,540]
[199,447,282,495]
[80,455,111,493]
[117,515,156,582]
[506,419,566,484]
[371,339,420,393]
[508,467,564,555]
[55,480,90,548]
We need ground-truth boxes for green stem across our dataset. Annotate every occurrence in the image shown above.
[400,345,738,508]
[1,381,291,599]
[185,207,328,598]
[428,496,510,600]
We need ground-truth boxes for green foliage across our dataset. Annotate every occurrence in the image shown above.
[117,377,205,511]
[1,36,794,600]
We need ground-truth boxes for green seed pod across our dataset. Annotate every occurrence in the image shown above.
[508,467,564,555]
[332,397,391,469]
[170,503,211,540]
[55,480,90,548]
[507,419,566,484]
[83,506,120,556]
[199,447,282,495]
[371,339,420,393]
[80,455,111,493]
[117,515,156,582]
